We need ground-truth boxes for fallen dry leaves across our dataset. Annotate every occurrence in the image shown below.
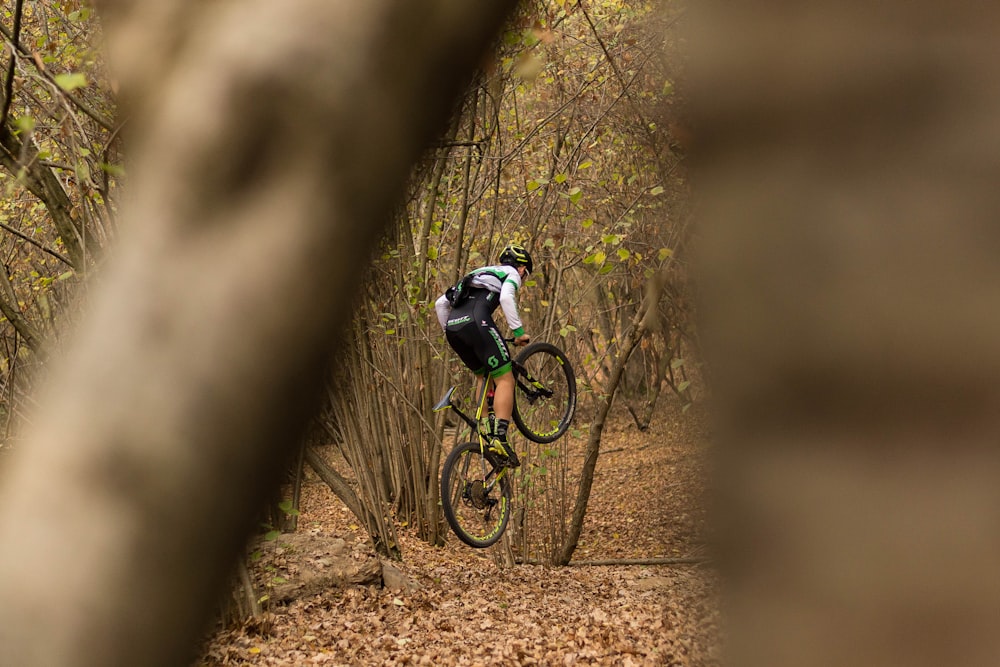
[198,403,718,666]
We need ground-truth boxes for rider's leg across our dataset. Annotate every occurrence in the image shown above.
[472,373,494,434]
[492,370,514,422]
[490,370,519,467]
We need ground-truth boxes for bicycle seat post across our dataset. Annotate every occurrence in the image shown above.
[474,376,492,439]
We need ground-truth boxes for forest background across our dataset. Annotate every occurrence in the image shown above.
[4,1,993,666]
[0,0,693,568]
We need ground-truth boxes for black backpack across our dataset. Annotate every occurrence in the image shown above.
[445,271,477,307]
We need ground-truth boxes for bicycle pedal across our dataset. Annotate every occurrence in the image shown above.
[486,439,507,456]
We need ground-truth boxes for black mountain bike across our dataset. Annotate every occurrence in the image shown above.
[435,342,576,548]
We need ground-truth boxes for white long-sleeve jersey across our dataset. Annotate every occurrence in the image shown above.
[435,265,525,335]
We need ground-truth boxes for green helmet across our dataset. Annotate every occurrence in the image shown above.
[499,244,533,274]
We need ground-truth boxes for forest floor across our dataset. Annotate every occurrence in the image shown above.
[199,403,719,666]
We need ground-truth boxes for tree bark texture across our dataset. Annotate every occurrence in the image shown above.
[0,1,516,666]
[693,2,1000,666]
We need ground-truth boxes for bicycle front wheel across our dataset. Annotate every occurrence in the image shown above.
[512,342,577,443]
[440,441,512,548]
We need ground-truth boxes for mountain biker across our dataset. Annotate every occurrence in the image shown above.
[435,244,533,467]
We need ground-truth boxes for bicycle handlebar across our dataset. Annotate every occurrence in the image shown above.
[504,336,530,346]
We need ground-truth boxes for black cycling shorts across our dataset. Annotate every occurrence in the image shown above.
[444,292,512,378]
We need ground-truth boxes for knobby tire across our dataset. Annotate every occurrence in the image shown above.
[440,441,512,548]
[511,342,577,444]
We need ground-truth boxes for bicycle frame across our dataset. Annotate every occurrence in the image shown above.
[435,360,554,424]
[434,380,509,489]
[512,361,553,404]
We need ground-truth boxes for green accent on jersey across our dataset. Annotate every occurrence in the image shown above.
[512,326,525,337]
[476,268,507,279]
[487,327,510,362]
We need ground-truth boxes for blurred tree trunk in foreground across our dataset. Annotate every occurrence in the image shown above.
[0,1,515,665]
[694,2,1000,666]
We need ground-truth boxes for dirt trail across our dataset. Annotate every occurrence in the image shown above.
[200,405,718,666]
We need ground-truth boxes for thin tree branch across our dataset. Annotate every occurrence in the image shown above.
[0,0,25,130]
[0,221,73,266]
[0,22,117,133]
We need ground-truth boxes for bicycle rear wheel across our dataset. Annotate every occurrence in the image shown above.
[440,441,512,548]
[512,342,577,443]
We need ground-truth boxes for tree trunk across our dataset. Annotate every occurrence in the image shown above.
[0,127,88,270]
[0,2,516,665]
[556,276,665,565]
[695,3,1000,666]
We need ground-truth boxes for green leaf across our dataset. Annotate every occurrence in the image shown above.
[657,248,673,261]
[568,187,582,204]
[678,380,691,392]
[54,72,88,92]
[57,270,74,281]
[427,247,438,260]
[671,357,685,369]
[277,500,294,512]
[592,250,606,265]
[99,162,126,177]
[650,185,665,196]
[598,263,614,275]
[14,116,35,134]
[617,248,630,261]
[579,160,593,170]
[554,173,567,184]
[582,218,595,228]
[264,530,281,541]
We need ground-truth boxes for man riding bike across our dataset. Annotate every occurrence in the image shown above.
[434,244,533,467]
